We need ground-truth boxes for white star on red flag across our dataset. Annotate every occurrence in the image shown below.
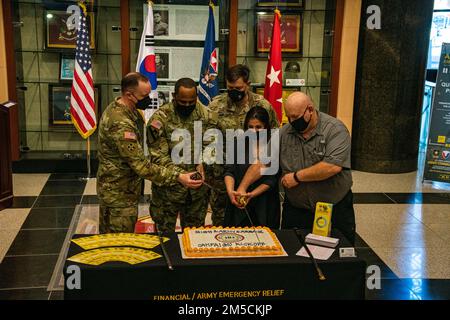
[263,10,283,123]
[267,66,281,87]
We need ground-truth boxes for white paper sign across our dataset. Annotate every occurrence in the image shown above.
[286,79,306,86]
[296,245,335,261]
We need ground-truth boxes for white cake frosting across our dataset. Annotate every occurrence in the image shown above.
[181,227,283,257]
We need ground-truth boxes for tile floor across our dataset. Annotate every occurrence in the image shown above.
[0,170,449,300]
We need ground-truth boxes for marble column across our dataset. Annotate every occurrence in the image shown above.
[351,0,434,173]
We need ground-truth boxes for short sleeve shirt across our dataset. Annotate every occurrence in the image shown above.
[279,111,353,210]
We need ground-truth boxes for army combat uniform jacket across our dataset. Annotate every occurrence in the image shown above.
[147,101,218,231]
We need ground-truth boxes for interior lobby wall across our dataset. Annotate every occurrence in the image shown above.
[0,2,9,102]
[336,0,362,135]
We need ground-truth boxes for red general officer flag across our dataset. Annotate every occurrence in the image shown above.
[264,9,283,123]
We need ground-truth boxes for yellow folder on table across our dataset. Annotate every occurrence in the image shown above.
[312,202,333,237]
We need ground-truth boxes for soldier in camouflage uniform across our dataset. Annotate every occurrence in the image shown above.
[97,73,202,233]
[207,64,280,226]
[147,78,218,232]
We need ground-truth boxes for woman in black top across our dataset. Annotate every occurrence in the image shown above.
[223,106,280,229]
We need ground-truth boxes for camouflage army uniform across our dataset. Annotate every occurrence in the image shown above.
[207,91,280,226]
[147,101,218,232]
[97,98,180,234]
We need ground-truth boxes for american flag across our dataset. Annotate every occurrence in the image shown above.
[70,5,96,139]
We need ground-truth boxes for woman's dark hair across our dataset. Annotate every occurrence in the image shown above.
[244,106,271,132]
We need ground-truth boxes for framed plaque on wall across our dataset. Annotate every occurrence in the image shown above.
[49,85,99,126]
[153,46,213,81]
[60,56,75,81]
[45,10,95,49]
[143,4,219,41]
[255,11,302,55]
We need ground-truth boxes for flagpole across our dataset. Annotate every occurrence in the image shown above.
[74,0,94,182]
[80,137,92,181]
[87,137,91,179]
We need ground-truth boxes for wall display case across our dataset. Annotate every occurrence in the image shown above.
[238,0,336,114]
[10,0,336,162]
[129,0,229,91]
[13,0,121,154]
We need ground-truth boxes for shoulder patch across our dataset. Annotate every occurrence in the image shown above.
[210,110,218,122]
[124,132,137,141]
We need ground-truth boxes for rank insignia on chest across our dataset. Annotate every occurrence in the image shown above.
[124,132,137,141]
[127,143,136,152]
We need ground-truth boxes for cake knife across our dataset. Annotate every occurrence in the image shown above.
[239,198,261,244]
[191,172,262,243]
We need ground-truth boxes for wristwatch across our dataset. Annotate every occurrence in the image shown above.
[293,171,301,184]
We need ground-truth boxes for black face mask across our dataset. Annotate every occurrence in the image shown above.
[175,102,196,118]
[133,94,153,110]
[290,109,311,133]
[228,89,246,103]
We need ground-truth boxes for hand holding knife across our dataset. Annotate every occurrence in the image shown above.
[238,197,261,244]
[190,172,261,243]
[190,171,215,190]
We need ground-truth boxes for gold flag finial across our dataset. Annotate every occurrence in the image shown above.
[148,0,153,6]
[209,0,215,9]
[274,9,281,18]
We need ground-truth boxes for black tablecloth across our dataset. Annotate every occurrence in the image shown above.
[64,229,366,300]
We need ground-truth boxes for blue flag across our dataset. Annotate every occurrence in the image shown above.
[198,3,219,106]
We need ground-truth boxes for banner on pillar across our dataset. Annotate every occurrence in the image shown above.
[423,43,450,184]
